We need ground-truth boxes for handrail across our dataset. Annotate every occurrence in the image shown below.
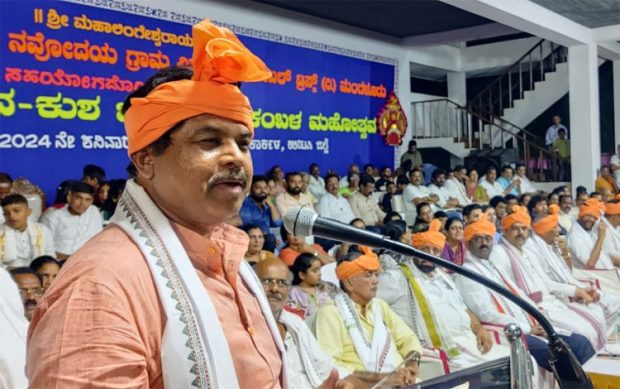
[470,39,545,102]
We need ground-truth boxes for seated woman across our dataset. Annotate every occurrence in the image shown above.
[241,224,278,267]
[412,202,433,233]
[278,225,335,266]
[441,217,465,266]
[287,253,338,327]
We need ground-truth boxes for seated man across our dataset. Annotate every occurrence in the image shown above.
[493,207,607,350]
[454,215,596,371]
[600,200,620,262]
[41,182,103,260]
[427,169,460,209]
[444,165,471,207]
[348,175,385,232]
[526,206,620,331]
[568,199,617,269]
[254,257,361,388]
[377,220,509,372]
[275,172,313,216]
[1,194,55,268]
[9,267,45,321]
[236,175,281,252]
[317,173,356,224]
[315,247,422,384]
[403,169,439,213]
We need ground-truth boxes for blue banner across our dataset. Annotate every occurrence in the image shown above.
[0,0,396,200]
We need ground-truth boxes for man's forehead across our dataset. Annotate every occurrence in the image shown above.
[15,274,40,285]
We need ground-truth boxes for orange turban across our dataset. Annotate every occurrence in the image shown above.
[124,19,272,155]
[533,204,559,235]
[605,202,620,215]
[579,198,604,219]
[336,246,380,280]
[464,213,496,242]
[502,205,531,232]
[412,219,446,250]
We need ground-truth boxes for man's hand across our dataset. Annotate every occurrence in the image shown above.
[575,287,600,303]
[531,325,547,337]
[476,328,493,354]
[318,369,339,389]
[265,196,275,208]
[336,376,370,389]
[429,194,440,203]
[597,222,607,238]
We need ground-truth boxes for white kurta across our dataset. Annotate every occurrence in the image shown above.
[316,193,356,224]
[493,239,607,349]
[444,178,471,207]
[601,216,620,262]
[402,184,438,212]
[308,176,326,201]
[478,179,504,200]
[41,204,103,256]
[567,220,615,270]
[0,268,29,389]
[513,175,537,194]
[280,310,346,389]
[0,222,55,268]
[427,184,453,209]
[377,253,509,371]
[527,234,620,333]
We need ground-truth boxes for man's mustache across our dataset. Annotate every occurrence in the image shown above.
[479,245,489,251]
[25,299,37,308]
[267,292,283,301]
[208,170,248,189]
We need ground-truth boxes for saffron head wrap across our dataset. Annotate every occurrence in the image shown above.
[412,219,446,250]
[579,198,604,219]
[532,204,559,235]
[502,205,531,232]
[335,246,380,280]
[464,213,496,242]
[124,19,272,155]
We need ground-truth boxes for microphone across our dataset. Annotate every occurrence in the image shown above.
[284,206,593,388]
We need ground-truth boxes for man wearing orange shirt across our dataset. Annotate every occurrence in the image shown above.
[27,20,286,388]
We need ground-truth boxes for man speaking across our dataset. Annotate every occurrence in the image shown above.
[27,20,286,388]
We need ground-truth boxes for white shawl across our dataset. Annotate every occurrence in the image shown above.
[110,179,286,388]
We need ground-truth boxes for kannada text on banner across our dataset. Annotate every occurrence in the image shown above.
[0,1,396,199]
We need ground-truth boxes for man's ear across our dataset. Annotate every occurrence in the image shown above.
[130,149,155,180]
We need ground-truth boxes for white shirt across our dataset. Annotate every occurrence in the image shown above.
[601,217,620,262]
[402,184,431,212]
[316,193,356,224]
[545,124,567,146]
[0,222,55,268]
[513,175,536,194]
[559,211,574,232]
[0,268,28,389]
[611,154,620,183]
[427,184,453,209]
[41,204,103,256]
[308,175,327,201]
[567,220,615,269]
[348,192,385,226]
[478,179,504,200]
[444,178,471,207]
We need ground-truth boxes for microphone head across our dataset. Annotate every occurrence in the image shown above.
[283,206,317,238]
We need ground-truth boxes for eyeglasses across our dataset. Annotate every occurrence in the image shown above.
[259,278,291,288]
[19,287,45,298]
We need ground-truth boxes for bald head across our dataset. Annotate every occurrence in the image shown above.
[255,257,292,319]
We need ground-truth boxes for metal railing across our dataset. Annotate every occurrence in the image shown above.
[468,39,568,121]
[411,99,557,181]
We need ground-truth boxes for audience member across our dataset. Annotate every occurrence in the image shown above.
[400,140,423,169]
[315,247,422,383]
[412,202,433,232]
[0,172,12,201]
[41,182,103,260]
[0,267,28,388]
[383,211,403,225]
[9,267,44,321]
[348,175,386,231]
[553,128,571,181]
[441,217,466,266]
[475,167,504,202]
[279,225,334,266]
[496,165,519,196]
[316,173,356,224]
[466,169,479,200]
[82,164,106,191]
[375,166,393,191]
[380,181,398,212]
[595,165,617,194]
[267,164,287,197]
[547,192,560,206]
[403,168,438,212]
[427,169,459,209]
[287,253,338,327]
[444,165,471,206]
[339,164,361,188]
[433,210,448,229]
[30,255,61,290]
[514,164,537,194]
[462,203,483,225]
[100,179,127,221]
[568,199,614,269]
[307,163,327,201]
[1,194,55,268]
[504,194,518,210]
[527,195,548,220]
[558,194,575,232]
[241,224,278,266]
[339,171,359,199]
[611,143,620,184]
[96,181,111,208]
[238,175,282,251]
[275,172,313,216]
[518,193,532,207]
[545,115,568,148]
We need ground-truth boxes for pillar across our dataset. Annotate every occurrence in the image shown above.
[568,44,600,190]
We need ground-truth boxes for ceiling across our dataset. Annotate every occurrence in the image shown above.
[530,0,620,28]
[252,0,495,38]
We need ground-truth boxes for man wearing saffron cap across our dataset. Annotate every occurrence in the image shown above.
[491,206,607,351]
[526,205,620,332]
[599,200,620,266]
[567,198,616,269]
[315,246,423,385]
[27,20,286,388]
[377,220,510,374]
[454,215,596,370]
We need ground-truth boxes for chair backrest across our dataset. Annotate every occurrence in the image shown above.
[391,194,405,212]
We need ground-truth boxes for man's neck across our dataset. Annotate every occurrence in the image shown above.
[9,224,28,233]
[503,237,523,253]
[67,206,82,216]
[349,293,371,313]
[288,192,300,200]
